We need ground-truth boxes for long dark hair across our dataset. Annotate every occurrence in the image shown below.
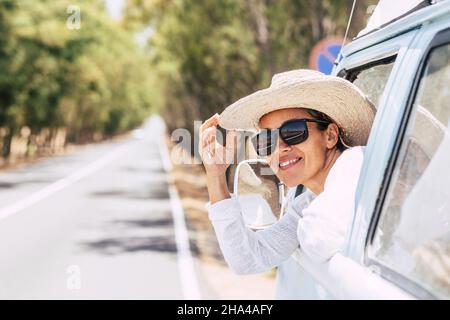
[304,108,348,152]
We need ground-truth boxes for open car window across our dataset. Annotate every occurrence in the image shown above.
[344,57,396,109]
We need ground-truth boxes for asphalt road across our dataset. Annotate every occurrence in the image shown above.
[0,116,196,299]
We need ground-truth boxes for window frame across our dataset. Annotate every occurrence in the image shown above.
[338,55,397,112]
[364,27,450,300]
[338,54,397,83]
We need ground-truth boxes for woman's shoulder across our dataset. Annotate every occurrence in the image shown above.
[332,146,365,174]
[324,146,365,190]
[339,146,365,164]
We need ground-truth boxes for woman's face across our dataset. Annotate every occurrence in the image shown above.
[259,108,335,188]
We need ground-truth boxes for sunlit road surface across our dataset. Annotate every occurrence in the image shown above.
[0,116,195,299]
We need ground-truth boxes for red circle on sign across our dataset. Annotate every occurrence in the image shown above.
[309,37,345,71]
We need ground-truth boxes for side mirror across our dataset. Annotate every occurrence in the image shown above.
[234,159,287,230]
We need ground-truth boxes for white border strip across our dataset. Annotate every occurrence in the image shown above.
[155,116,202,300]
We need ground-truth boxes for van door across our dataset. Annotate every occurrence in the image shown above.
[365,28,450,299]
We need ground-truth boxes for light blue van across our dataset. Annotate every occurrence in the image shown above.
[235,0,450,299]
[311,0,450,299]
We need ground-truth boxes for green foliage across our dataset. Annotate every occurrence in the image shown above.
[123,0,371,139]
[0,0,156,157]
[0,0,372,159]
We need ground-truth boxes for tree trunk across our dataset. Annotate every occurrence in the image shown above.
[245,0,275,77]
[2,127,14,159]
[307,0,326,42]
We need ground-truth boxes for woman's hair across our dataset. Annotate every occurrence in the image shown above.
[304,108,348,152]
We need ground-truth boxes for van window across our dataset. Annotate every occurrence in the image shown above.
[345,58,395,108]
[369,43,450,299]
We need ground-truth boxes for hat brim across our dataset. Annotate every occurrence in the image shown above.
[219,76,376,147]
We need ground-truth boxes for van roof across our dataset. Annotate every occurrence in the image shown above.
[342,0,450,57]
[358,0,430,37]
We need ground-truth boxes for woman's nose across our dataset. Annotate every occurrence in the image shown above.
[277,138,292,153]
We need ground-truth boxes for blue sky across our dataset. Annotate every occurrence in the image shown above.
[104,0,153,46]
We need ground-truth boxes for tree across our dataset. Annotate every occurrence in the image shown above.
[122,0,372,145]
[0,0,157,159]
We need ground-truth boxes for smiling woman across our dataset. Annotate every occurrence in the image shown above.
[198,69,375,298]
[257,108,343,193]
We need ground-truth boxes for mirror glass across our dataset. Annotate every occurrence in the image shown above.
[235,160,287,230]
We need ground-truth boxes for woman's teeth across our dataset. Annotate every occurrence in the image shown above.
[279,158,301,169]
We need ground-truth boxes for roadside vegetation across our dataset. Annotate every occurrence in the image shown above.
[0,0,372,167]
[0,0,157,165]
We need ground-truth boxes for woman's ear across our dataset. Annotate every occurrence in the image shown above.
[325,123,339,149]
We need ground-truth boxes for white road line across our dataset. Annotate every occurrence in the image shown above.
[154,116,202,300]
[0,143,131,222]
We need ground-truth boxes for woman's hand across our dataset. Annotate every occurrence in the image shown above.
[199,113,237,177]
[199,113,237,204]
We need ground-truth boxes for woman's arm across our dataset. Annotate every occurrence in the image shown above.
[207,196,300,274]
[200,114,300,274]
[206,174,230,204]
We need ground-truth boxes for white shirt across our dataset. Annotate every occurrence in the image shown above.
[206,147,365,293]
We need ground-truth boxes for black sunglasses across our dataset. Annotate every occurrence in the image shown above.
[251,118,330,156]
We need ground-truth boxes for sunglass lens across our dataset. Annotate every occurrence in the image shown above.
[252,130,276,156]
[280,120,308,145]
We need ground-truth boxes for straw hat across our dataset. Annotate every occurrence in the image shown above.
[219,69,376,146]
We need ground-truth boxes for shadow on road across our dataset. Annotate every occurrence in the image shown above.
[78,215,200,257]
[80,234,201,256]
[89,184,170,200]
[120,166,166,174]
[0,179,57,190]
[0,182,18,189]
[112,218,173,228]
[81,235,179,255]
